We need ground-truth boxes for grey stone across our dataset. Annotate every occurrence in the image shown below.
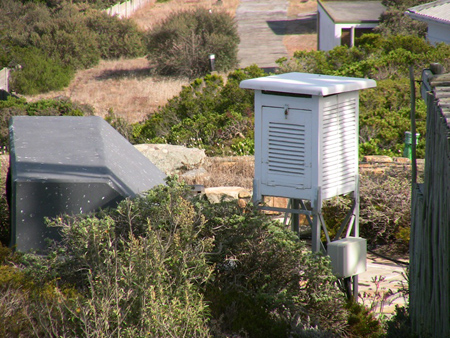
[135,144,206,175]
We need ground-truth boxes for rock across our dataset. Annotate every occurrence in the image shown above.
[204,186,252,204]
[181,168,210,180]
[362,155,393,163]
[135,144,206,175]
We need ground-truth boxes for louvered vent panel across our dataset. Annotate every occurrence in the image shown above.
[267,122,306,175]
[322,99,357,192]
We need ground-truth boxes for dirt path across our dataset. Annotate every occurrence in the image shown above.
[237,0,317,70]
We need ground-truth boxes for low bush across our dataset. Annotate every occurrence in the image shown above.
[146,8,239,78]
[323,170,411,249]
[85,11,146,59]
[8,47,74,95]
[134,66,265,155]
[0,1,147,94]
[0,179,355,337]
[197,199,349,337]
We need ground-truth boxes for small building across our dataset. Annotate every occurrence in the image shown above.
[9,116,166,252]
[317,0,386,51]
[406,0,450,45]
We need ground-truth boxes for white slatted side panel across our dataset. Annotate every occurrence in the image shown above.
[321,98,357,195]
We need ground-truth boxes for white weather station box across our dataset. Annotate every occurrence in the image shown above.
[240,72,376,203]
[240,73,376,294]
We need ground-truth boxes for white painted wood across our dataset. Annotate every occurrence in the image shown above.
[241,72,375,204]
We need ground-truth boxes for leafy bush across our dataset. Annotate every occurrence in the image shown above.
[0,179,356,337]
[200,203,349,337]
[85,11,146,59]
[384,306,415,338]
[375,0,428,37]
[323,170,411,248]
[134,66,265,155]
[9,47,74,95]
[146,8,239,78]
[0,0,147,94]
[32,12,101,70]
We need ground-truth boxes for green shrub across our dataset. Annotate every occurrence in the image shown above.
[345,300,384,337]
[375,0,428,37]
[7,180,214,337]
[134,66,265,155]
[85,11,146,59]
[0,179,358,337]
[146,8,239,78]
[9,46,74,95]
[384,306,415,338]
[323,171,412,248]
[33,14,101,70]
[197,199,349,336]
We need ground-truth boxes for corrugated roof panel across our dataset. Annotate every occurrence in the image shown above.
[407,0,450,24]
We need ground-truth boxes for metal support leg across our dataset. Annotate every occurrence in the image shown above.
[312,188,322,253]
[352,176,360,299]
[291,199,300,235]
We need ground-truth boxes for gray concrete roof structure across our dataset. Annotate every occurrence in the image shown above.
[319,0,385,23]
[9,116,166,252]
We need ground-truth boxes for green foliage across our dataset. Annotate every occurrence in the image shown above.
[345,300,384,337]
[5,180,214,337]
[197,200,349,336]
[9,46,74,95]
[281,35,450,81]
[384,306,416,338]
[0,0,147,94]
[359,79,426,158]
[0,174,10,247]
[85,11,146,59]
[0,180,357,337]
[134,66,265,155]
[323,171,412,248]
[32,11,101,70]
[375,0,428,37]
[146,8,239,78]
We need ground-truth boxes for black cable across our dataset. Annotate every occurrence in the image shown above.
[367,248,409,267]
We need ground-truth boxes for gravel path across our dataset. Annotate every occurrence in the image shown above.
[236,0,290,70]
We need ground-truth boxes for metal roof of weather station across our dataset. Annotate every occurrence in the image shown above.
[10,116,166,195]
[239,72,377,96]
[318,0,386,23]
[406,0,450,25]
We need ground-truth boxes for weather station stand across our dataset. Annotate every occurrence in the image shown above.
[240,72,376,298]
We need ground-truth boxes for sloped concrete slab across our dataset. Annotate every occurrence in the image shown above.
[9,116,166,252]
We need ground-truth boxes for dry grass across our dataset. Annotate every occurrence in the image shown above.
[132,0,240,31]
[26,58,190,123]
[181,156,254,189]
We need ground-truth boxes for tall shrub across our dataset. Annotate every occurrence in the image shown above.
[146,8,239,78]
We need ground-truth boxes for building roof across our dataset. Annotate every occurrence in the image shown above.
[318,0,385,23]
[406,0,450,25]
